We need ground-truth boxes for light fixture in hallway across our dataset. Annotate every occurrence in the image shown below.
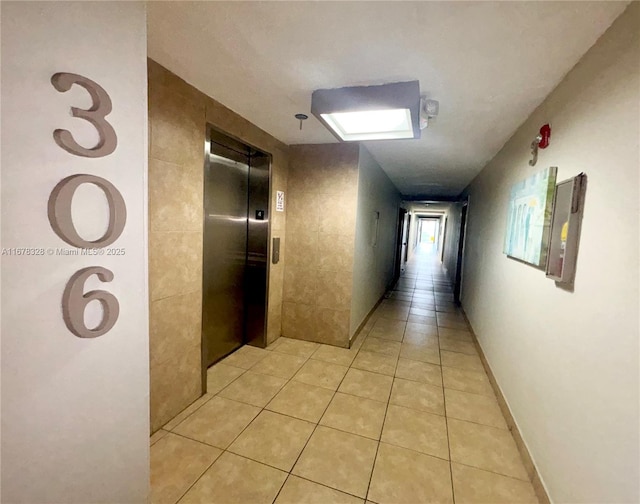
[294,113,308,130]
[311,80,421,141]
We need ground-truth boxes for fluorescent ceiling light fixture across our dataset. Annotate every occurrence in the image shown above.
[320,109,413,141]
[311,81,421,141]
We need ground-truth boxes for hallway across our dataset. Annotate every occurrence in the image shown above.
[150,247,537,504]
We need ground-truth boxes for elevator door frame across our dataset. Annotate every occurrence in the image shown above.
[201,125,272,392]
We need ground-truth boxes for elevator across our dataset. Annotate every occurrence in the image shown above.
[202,126,270,368]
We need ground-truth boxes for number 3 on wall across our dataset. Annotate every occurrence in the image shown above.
[51,72,117,158]
[50,72,123,338]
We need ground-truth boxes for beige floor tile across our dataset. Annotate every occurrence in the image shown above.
[221,345,270,369]
[411,296,436,305]
[266,380,335,423]
[206,363,244,394]
[376,305,410,321]
[275,475,364,504]
[218,371,286,407]
[311,344,358,366]
[251,351,307,379]
[402,331,439,347]
[361,337,401,357]
[435,302,460,313]
[437,312,467,322]
[272,337,320,358]
[442,367,494,396]
[173,396,260,449]
[381,404,449,459]
[412,290,435,298]
[399,343,440,365]
[370,319,406,341]
[388,292,412,301]
[445,388,507,429]
[163,394,213,431]
[404,322,438,336]
[293,359,349,390]
[381,299,411,310]
[150,428,169,446]
[339,368,394,403]
[150,433,221,504]
[352,350,398,376]
[292,426,378,498]
[448,418,529,480]
[452,463,538,503]
[180,452,287,504]
[265,337,281,350]
[395,358,442,386]
[368,442,453,504]
[437,317,469,331]
[407,313,438,326]
[368,326,405,342]
[439,338,478,355]
[373,318,407,332]
[390,378,444,415]
[408,308,437,319]
[438,328,473,342]
[320,392,387,440]
[441,350,484,372]
[228,410,315,471]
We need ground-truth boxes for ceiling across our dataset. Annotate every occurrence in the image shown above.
[148,1,627,197]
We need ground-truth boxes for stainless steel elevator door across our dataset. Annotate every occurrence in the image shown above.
[203,143,250,366]
[245,154,270,347]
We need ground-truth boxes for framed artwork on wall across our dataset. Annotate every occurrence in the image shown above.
[503,166,557,267]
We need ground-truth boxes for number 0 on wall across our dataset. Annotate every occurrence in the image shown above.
[50,72,124,338]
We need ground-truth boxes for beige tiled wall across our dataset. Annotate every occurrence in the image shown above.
[148,60,289,432]
[282,144,360,348]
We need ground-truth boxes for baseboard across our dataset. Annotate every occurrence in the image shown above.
[349,294,386,349]
[460,308,552,504]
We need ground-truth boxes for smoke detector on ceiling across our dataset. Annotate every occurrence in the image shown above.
[420,98,439,130]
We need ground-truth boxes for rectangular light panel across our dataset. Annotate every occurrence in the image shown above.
[320,109,413,141]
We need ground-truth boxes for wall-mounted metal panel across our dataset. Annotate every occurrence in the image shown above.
[545,173,587,286]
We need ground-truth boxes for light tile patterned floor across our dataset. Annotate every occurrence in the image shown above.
[150,248,539,504]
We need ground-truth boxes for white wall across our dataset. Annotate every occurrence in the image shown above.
[1,2,149,502]
[350,146,401,335]
[461,4,639,503]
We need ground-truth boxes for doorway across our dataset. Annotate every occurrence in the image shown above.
[202,127,270,368]
[453,200,469,305]
[418,218,439,250]
[393,208,408,282]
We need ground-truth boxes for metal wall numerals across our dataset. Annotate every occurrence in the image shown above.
[62,267,120,338]
[50,72,124,338]
[48,174,127,248]
[51,72,118,158]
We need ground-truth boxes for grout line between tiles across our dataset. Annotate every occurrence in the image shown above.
[363,357,392,502]
[277,353,356,501]
[155,261,513,504]
[173,450,222,504]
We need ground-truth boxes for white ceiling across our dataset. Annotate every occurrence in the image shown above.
[148,1,627,197]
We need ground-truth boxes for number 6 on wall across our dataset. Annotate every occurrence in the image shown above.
[62,267,120,338]
[50,71,123,339]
